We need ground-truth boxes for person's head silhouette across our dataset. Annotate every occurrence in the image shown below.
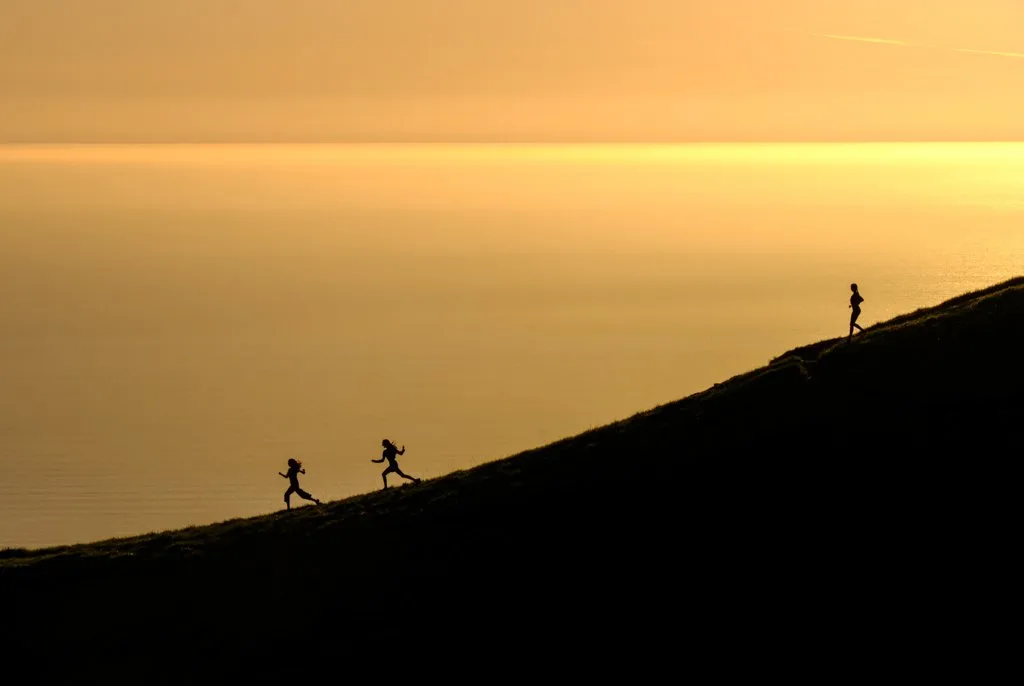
[287,458,300,469]
[851,283,859,292]
[382,439,390,448]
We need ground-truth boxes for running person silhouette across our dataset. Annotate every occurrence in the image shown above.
[278,458,321,509]
[849,283,865,337]
[372,439,421,489]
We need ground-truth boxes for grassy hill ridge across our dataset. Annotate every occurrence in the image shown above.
[3,277,1020,679]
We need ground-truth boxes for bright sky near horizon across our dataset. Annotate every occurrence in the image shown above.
[2,0,1023,141]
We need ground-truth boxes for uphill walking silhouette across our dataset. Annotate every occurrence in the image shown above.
[2,277,1019,679]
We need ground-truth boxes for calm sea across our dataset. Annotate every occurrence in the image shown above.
[1,143,1022,549]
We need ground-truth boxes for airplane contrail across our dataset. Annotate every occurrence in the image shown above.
[811,33,920,48]
[792,29,1024,60]
[955,48,1024,59]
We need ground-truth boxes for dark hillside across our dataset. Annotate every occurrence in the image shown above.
[3,278,1020,680]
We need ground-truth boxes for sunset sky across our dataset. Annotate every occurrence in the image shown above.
[2,0,1023,142]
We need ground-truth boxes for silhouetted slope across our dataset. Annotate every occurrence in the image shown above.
[3,278,1021,680]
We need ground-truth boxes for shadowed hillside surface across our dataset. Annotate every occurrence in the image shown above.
[3,278,1020,680]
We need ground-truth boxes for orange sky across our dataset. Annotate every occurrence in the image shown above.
[2,0,1022,142]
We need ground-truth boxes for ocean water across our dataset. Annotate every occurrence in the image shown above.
[1,142,1022,549]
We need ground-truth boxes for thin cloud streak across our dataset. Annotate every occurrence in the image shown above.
[812,33,919,47]
[800,30,1024,60]
[955,48,1024,59]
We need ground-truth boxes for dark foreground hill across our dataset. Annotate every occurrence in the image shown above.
[2,278,1020,681]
